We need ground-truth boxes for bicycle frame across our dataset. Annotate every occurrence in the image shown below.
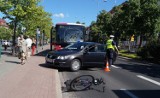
[63,75,105,92]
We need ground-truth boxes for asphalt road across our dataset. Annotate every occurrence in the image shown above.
[59,56,160,98]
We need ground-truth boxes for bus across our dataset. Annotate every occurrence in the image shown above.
[51,23,87,50]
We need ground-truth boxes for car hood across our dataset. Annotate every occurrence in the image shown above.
[48,49,81,56]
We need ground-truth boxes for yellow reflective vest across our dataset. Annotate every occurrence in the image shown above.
[106,39,114,50]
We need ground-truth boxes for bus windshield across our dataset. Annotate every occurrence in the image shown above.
[55,24,85,43]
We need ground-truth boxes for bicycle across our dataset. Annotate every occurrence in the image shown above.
[63,75,105,92]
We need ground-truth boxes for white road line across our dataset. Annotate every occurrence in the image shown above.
[120,88,139,98]
[111,65,120,68]
[137,75,160,86]
[118,57,155,66]
[119,57,131,60]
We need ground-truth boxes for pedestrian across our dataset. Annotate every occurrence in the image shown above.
[106,35,119,67]
[17,34,27,65]
[3,40,8,51]
[31,37,36,56]
[15,36,20,55]
[25,36,32,57]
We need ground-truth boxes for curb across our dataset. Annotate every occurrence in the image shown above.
[55,70,62,98]
[39,45,62,98]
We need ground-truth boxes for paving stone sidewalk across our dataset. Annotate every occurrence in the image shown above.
[0,45,62,98]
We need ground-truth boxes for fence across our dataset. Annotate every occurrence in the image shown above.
[119,41,147,52]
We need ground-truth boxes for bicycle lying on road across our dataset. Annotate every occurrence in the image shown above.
[63,75,105,92]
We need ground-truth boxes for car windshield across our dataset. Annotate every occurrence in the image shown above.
[64,42,87,51]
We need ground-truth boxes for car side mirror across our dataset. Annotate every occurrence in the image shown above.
[83,48,89,54]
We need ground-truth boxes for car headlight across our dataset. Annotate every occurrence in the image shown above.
[57,55,70,60]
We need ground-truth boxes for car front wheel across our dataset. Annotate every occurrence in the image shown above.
[70,59,81,71]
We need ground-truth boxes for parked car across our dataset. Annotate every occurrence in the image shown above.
[45,42,117,71]
[1,40,12,47]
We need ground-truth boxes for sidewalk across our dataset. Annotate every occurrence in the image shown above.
[0,45,62,98]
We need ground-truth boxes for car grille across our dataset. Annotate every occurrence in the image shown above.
[47,54,57,59]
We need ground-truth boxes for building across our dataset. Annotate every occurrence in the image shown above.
[0,18,8,28]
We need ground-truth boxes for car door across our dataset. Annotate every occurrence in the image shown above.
[83,44,106,67]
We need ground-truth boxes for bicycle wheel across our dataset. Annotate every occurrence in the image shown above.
[70,75,94,91]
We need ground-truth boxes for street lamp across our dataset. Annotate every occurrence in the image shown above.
[36,27,40,53]
[50,26,54,51]
[42,30,44,50]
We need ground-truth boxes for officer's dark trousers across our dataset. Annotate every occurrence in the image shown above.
[106,48,114,67]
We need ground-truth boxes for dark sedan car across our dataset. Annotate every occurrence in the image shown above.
[45,42,117,71]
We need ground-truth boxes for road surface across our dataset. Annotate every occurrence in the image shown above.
[59,56,160,98]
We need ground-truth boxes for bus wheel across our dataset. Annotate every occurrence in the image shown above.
[70,59,81,72]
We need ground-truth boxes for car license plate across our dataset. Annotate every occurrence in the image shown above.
[47,58,53,63]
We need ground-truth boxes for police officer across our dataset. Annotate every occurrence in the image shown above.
[106,35,119,67]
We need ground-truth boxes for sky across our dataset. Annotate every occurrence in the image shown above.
[0,0,126,27]
[40,0,126,26]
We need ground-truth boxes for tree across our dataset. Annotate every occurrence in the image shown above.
[0,0,53,54]
[89,10,112,43]
[131,0,160,47]
[0,0,41,45]
[96,10,112,35]
[22,6,52,39]
[89,21,100,42]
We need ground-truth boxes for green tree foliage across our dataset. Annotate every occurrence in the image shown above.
[22,6,52,39]
[89,21,100,42]
[134,0,160,39]
[0,0,41,45]
[0,0,53,42]
[0,0,53,55]
[96,10,112,35]
[89,0,160,45]
[0,27,12,40]
[90,10,111,43]
[109,6,124,39]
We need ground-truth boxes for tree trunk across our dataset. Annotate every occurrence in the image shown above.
[12,19,17,56]
[139,35,143,48]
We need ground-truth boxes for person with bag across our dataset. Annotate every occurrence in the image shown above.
[31,37,36,56]
[17,34,27,65]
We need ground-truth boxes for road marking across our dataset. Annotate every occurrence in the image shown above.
[120,88,139,98]
[119,57,132,60]
[111,65,120,68]
[118,57,156,66]
[137,75,160,86]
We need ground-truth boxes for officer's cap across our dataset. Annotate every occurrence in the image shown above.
[110,35,114,38]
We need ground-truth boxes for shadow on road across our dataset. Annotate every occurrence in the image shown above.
[5,60,19,64]
[113,90,160,98]
[35,49,50,57]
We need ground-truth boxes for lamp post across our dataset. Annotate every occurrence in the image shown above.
[42,30,44,50]
[50,26,54,51]
[36,27,40,53]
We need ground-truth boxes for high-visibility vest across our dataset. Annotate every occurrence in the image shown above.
[131,35,134,41]
[106,39,114,50]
